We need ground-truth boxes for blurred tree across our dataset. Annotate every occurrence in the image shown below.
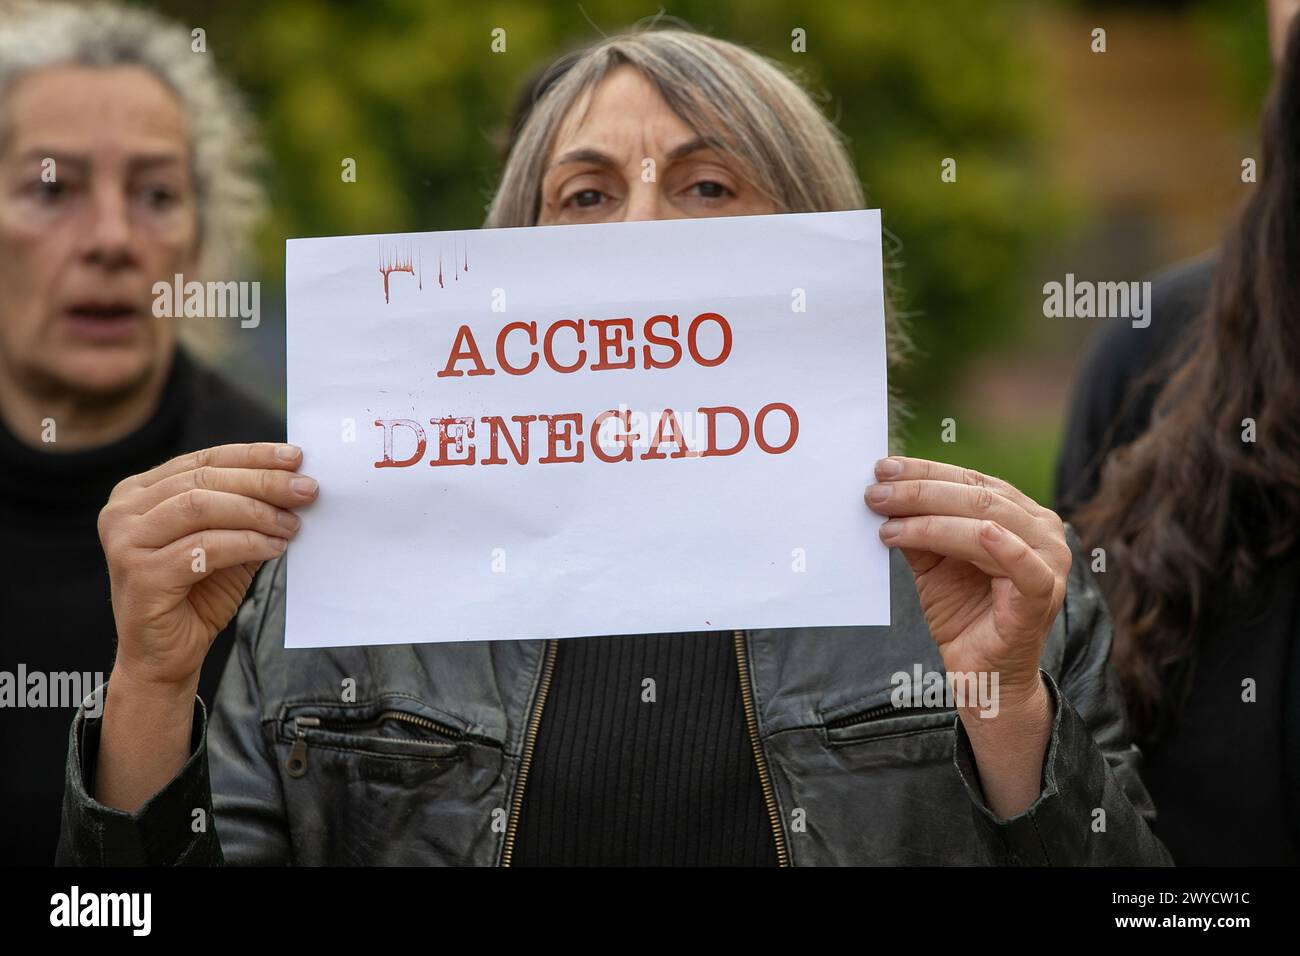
[143,0,1065,407]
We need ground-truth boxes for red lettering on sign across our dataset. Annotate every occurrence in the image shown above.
[437,326,495,377]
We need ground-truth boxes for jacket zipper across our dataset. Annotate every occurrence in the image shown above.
[826,702,908,729]
[825,702,956,730]
[499,639,558,867]
[732,629,790,867]
[285,710,463,778]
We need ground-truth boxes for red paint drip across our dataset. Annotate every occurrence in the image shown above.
[378,238,464,300]
[378,242,416,304]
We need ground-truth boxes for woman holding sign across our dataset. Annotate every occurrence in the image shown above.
[61,28,1169,866]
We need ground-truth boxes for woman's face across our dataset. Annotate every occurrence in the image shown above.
[538,64,776,225]
[0,64,198,398]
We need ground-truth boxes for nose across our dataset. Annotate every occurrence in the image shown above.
[621,181,671,223]
[78,179,135,268]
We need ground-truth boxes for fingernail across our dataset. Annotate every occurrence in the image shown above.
[277,510,301,531]
[867,483,892,503]
[270,536,287,552]
[276,444,302,461]
[880,519,904,540]
[291,476,318,495]
[875,458,902,479]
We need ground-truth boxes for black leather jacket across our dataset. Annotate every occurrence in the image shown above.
[58,528,1172,865]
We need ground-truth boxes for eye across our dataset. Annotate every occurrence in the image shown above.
[688,180,733,200]
[25,180,68,203]
[564,188,606,209]
[140,185,178,209]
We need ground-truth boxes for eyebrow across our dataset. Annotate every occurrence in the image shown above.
[8,148,186,170]
[548,135,729,171]
[666,136,727,162]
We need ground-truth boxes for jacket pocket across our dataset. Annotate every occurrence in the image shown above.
[278,698,466,778]
[823,702,957,747]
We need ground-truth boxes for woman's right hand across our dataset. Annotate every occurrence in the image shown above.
[96,442,318,692]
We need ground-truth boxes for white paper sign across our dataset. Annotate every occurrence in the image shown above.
[285,210,890,647]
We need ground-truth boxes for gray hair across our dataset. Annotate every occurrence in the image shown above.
[485,27,910,438]
[0,0,264,279]
[486,28,866,227]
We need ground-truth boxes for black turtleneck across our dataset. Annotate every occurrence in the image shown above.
[512,632,779,866]
[0,350,281,865]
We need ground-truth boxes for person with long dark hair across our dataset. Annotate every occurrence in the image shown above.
[1060,5,1300,866]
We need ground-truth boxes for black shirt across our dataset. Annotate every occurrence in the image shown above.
[0,350,281,865]
[512,631,778,866]
[1055,256,1300,865]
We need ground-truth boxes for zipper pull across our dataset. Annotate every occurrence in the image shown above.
[286,716,320,778]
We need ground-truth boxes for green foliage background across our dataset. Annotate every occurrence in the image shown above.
[141,0,1269,503]
[150,0,1061,391]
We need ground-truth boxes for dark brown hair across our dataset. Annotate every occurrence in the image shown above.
[1077,17,1300,742]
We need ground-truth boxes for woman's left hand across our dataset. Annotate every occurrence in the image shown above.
[864,456,1072,816]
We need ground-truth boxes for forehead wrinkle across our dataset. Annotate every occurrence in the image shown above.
[547,67,694,170]
[6,65,190,150]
